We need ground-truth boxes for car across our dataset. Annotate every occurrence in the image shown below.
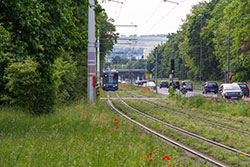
[169,81,180,90]
[219,83,243,99]
[139,80,147,87]
[145,80,156,90]
[159,81,169,88]
[181,81,193,91]
[233,82,249,97]
[121,81,126,84]
[202,82,219,94]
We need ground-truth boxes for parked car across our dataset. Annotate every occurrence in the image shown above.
[202,82,219,94]
[159,81,169,88]
[233,82,249,97]
[169,81,180,90]
[219,83,243,99]
[181,81,193,91]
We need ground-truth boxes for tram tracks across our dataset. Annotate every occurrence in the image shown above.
[124,90,250,133]
[106,92,228,167]
[114,92,250,158]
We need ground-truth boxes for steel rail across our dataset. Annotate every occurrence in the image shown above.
[143,100,250,136]
[115,93,250,158]
[125,90,250,129]
[107,92,227,167]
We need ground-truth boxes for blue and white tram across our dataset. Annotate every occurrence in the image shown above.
[102,71,119,91]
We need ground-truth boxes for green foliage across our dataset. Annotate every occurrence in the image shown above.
[53,53,77,102]
[5,57,55,114]
[0,1,117,113]
[146,0,250,82]
[168,86,175,98]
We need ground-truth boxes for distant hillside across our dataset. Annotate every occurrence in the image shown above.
[107,34,167,59]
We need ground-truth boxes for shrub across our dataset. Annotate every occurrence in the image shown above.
[5,57,55,114]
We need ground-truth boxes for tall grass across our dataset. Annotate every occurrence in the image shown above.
[0,100,205,167]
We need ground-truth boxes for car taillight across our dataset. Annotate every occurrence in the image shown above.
[246,88,249,90]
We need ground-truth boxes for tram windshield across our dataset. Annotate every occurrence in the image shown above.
[103,73,118,84]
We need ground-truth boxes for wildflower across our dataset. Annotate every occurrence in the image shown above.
[149,158,154,161]
[114,118,118,121]
[214,102,218,104]
[149,152,153,155]
[116,125,119,128]
[106,115,109,117]
[89,104,92,106]
[102,117,105,119]
[143,156,147,160]
[80,109,83,112]
[75,109,77,112]
[227,104,230,107]
[98,113,101,115]
[77,101,79,103]
[110,133,113,136]
[235,100,238,103]
[163,155,171,160]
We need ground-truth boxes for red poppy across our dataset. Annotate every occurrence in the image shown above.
[106,115,109,117]
[235,100,238,103]
[116,125,119,128]
[165,155,171,160]
[98,113,101,115]
[149,152,153,155]
[89,104,91,106]
[75,109,77,112]
[102,117,105,119]
[114,118,118,121]
[149,158,154,161]
[77,101,79,103]
[110,133,113,136]
[227,104,230,107]
[143,156,147,160]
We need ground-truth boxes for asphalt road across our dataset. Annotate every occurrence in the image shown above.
[157,87,250,101]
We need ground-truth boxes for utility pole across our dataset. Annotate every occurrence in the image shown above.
[227,18,230,83]
[155,47,158,93]
[97,30,101,87]
[88,0,96,102]
[171,51,174,85]
[198,14,202,84]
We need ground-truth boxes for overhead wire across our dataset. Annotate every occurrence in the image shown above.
[140,1,163,28]
[145,0,188,34]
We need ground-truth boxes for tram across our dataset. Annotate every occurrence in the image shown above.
[102,70,119,91]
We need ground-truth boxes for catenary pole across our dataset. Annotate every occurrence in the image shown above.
[227,18,230,83]
[97,30,100,87]
[199,14,202,84]
[155,47,158,93]
[88,0,96,102]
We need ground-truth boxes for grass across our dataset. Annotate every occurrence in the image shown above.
[0,99,204,167]
[111,99,250,166]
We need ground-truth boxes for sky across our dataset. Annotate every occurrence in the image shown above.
[98,0,207,36]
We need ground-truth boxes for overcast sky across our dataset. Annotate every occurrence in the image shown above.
[98,0,207,36]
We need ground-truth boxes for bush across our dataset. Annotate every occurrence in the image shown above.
[5,57,55,114]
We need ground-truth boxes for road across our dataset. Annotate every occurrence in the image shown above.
[157,87,250,101]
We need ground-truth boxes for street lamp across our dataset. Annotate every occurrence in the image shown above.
[198,14,202,84]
